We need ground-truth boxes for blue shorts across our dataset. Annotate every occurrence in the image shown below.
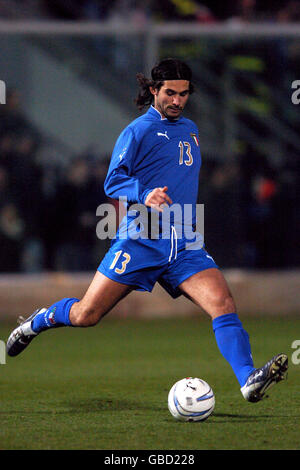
[98,236,218,299]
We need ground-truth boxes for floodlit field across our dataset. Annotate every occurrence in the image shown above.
[0,316,299,450]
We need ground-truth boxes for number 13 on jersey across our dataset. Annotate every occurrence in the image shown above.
[178,141,193,166]
[109,250,131,274]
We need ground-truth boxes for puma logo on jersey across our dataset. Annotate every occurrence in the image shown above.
[157,131,170,140]
[118,147,127,161]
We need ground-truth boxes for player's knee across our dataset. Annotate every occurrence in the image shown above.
[70,303,103,327]
[211,290,236,315]
[223,293,236,313]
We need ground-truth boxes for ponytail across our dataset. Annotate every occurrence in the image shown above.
[134,73,163,111]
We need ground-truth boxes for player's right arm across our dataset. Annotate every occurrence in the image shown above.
[104,126,152,204]
[104,127,172,210]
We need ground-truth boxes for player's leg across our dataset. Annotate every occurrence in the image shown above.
[69,271,132,327]
[178,267,255,387]
[178,268,288,401]
[6,271,132,357]
[178,267,236,319]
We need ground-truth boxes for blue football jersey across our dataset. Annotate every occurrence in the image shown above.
[104,105,202,246]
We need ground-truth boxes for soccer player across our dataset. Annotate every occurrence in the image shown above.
[7,58,287,403]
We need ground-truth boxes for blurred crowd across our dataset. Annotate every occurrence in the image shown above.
[0,86,299,274]
[0,0,300,24]
[198,146,300,270]
[0,88,111,273]
[0,1,298,275]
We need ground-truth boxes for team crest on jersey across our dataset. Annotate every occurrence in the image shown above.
[190,133,199,146]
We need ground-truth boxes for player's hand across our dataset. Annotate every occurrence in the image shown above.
[144,186,172,212]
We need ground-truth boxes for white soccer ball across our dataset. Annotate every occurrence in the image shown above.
[168,377,215,422]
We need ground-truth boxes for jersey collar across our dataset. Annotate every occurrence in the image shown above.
[148,105,181,122]
[148,105,167,120]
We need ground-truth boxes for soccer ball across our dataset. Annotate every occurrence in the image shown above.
[168,377,215,422]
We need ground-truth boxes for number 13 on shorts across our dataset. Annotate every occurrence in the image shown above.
[109,250,131,274]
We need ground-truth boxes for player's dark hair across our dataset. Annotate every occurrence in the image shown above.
[134,58,194,111]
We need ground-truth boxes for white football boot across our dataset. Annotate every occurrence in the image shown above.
[6,308,47,357]
[241,353,288,402]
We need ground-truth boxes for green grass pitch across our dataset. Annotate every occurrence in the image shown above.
[0,315,299,450]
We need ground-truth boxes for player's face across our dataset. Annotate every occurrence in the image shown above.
[150,80,190,120]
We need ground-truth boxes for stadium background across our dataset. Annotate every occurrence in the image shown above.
[0,0,299,319]
[1,0,300,453]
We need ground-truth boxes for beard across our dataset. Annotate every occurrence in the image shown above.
[161,104,183,120]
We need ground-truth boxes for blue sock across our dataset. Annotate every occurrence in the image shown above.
[31,297,79,333]
[212,313,255,387]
